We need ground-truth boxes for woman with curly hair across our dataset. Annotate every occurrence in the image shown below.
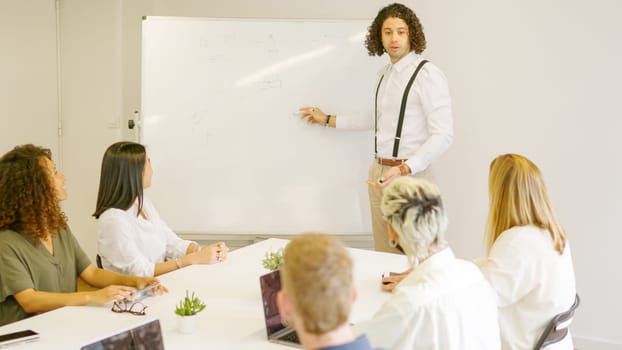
[298,3,453,253]
[0,144,163,326]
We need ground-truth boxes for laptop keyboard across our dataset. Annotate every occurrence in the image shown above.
[280,331,300,344]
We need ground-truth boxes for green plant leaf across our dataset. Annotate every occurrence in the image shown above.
[261,248,284,271]
[174,289,206,316]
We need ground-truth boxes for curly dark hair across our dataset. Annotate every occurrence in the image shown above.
[365,3,427,56]
[0,144,67,240]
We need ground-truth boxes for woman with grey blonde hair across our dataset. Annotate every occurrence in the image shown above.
[381,177,448,266]
[354,177,500,350]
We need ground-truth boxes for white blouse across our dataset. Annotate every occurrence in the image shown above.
[478,225,577,350]
[354,248,500,350]
[97,196,195,277]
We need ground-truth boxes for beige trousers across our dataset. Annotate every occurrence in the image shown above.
[367,161,434,253]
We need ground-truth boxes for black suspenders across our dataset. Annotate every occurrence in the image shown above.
[374,59,428,158]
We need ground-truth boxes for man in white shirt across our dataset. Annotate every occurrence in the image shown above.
[299,3,453,253]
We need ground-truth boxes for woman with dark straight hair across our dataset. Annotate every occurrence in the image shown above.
[0,144,161,326]
[94,141,228,277]
[94,142,147,219]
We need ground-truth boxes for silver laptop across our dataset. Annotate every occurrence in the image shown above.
[80,319,165,350]
[0,330,39,347]
[259,270,302,348]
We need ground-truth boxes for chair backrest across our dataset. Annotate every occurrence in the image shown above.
[95,254,103,269]
[533,293,580,350]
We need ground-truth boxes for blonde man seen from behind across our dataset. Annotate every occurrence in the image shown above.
[277,234,378,350]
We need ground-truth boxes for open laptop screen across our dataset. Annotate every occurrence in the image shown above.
[260,269,285,337]
[80,319,164,350]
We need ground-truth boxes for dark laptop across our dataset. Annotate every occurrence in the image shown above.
[259,270,302,348]
[80,319,165,350]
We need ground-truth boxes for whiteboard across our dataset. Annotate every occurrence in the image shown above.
[141,17,383,234]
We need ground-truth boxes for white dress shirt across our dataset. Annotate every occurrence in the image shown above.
[97,197,195,277]
[354,248,500,350]
[478,225,577,350]
[337,51,453,174]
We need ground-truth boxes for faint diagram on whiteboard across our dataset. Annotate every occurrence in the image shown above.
[253,78,283,90]
[141,17,382,235]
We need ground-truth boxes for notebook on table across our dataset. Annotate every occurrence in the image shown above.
[259,269,302,348]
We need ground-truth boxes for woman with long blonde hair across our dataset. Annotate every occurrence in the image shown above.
[480,154,576,350]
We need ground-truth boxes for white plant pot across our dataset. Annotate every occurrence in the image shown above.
[177,314,197,334]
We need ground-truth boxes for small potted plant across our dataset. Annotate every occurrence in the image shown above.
[262,247,284,271]
[175,290,206,334]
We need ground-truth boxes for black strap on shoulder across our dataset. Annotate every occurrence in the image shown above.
[374,75,384,156]
[392,59,428,158]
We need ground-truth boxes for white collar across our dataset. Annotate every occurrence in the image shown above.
[408,247,455,279]
[391,51,419,73]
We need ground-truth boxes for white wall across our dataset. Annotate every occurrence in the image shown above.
[3,0,621,348]
[424,2,622,348]
[0,0,58,154]
[56,0,124,268]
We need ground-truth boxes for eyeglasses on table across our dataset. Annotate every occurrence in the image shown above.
[111,300,148,316]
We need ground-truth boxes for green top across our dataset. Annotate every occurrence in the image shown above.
[0,227,91,326]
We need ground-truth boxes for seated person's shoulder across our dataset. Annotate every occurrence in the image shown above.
[98,207,131,219]
[495,225,547,251]
[0,230,28,248]
[391,273,446,308]
[97,208,138,229]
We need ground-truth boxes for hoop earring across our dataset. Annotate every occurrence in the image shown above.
[388,239,398,248]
